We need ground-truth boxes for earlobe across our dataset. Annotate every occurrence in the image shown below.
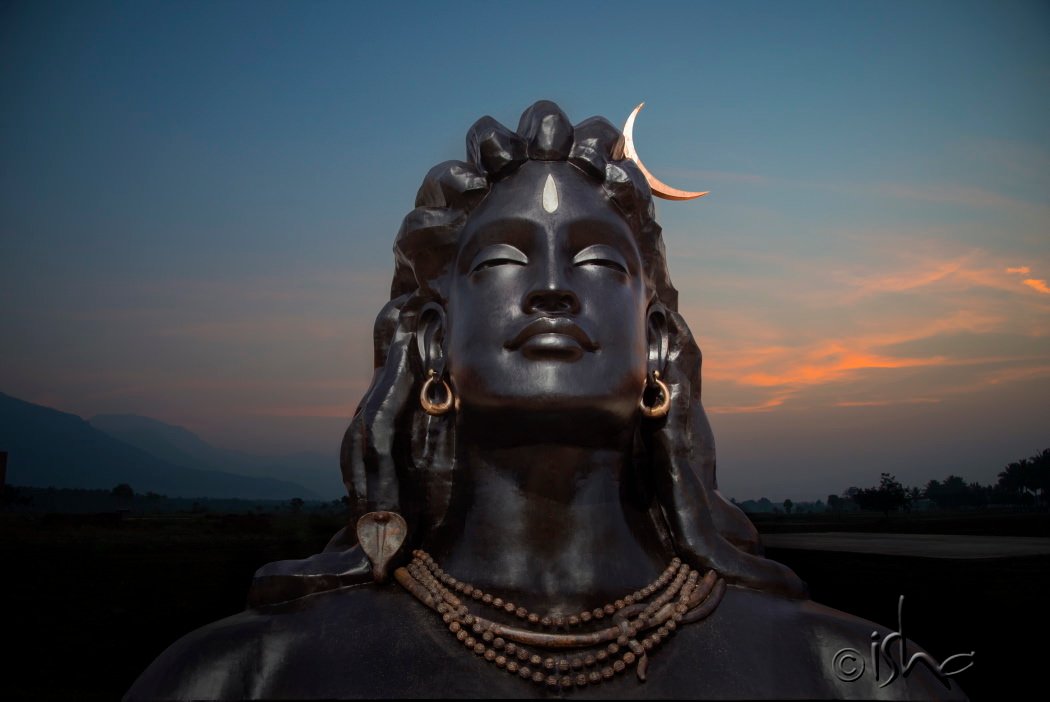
[646,304,670,374]
[416,302,447,376]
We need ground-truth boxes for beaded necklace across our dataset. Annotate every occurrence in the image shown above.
[395,549,726,690]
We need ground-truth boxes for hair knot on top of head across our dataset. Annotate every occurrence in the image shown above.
[568,116,625,178]
[413,161,488,210]
[517,100,574,161]
[466,117,526,181]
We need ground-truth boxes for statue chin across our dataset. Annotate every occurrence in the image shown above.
[125,100,968,701]
[454,383,645,435]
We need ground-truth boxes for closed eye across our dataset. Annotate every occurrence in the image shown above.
[573,244,628,273]
[470,244,528,273]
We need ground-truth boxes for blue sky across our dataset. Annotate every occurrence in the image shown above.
[2,0,1048,500]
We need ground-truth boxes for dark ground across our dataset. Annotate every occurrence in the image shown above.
[1,510,1045,700]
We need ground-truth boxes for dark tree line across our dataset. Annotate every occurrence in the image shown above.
[828,448,1050,513]
[847,473,909,515]
[995,448,1050,506]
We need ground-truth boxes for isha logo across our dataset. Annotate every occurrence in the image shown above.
[832,596,974,687]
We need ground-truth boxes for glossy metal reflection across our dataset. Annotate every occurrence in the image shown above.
[622,103,709,201]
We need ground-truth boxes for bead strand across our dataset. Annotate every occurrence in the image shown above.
[414,549,680,628]
[397,552,724,690]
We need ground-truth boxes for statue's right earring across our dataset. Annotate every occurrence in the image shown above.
[420,369,454,415]
[639,370,671,418]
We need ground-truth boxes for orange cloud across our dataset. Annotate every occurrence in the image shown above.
[928,364,1050,397]
[732,346,949,389]
[840,253,1040,300]
[1023,279,1050,294]
[705,396,787,414]
[676,195,1050,417]
[698,299,1041,413]
[844,260,962,295]
[834,398,942,408]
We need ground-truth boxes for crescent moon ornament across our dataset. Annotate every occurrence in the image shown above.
[622,102,709,201]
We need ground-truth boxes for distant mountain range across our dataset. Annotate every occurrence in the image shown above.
[88,413,342,498]
[0,392,343,500]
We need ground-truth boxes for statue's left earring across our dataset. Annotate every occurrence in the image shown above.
[640,370,671,418]
[420,369,454,415]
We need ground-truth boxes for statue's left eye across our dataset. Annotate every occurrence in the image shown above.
[573,245,628,274]
[473,258,523,272]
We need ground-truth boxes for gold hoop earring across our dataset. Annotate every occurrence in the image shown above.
[639,370,670,418]
[420,369,454,415]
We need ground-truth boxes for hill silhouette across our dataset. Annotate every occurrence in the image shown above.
[89,413,341,498]
[0,392,318,499]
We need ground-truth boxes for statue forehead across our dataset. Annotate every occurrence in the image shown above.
[460,161,631,240]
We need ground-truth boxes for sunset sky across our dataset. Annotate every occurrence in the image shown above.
[2,0,1047,501]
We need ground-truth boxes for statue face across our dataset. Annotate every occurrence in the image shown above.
[446,161,649,422]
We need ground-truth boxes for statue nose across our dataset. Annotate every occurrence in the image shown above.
[523,287,580,315]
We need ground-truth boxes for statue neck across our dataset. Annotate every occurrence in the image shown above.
[421,414,671,615]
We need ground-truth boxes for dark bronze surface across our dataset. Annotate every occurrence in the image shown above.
[128,582,963,699]
[126,101,967,700]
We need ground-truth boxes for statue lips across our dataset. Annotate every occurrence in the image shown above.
[504,316,598,361]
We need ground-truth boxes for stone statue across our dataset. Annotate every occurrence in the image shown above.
[126,101,967,699]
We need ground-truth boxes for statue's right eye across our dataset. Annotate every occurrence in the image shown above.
[469,244,528,273]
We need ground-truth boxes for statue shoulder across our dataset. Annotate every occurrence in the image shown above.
[124,584,379,701]
[124,605,270,700]
[125,583,494,700]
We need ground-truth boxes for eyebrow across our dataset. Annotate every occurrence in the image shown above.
[457,217,543,271]
[561,217,641,268]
